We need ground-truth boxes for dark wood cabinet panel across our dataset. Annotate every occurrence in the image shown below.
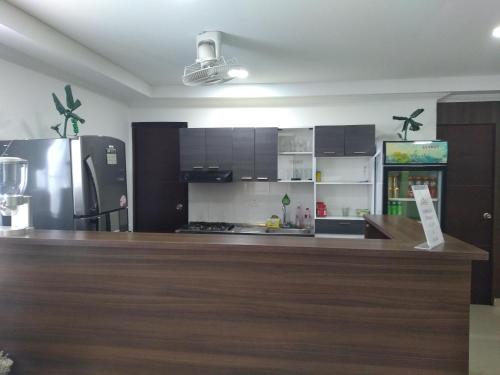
[437,120,496,305]
[179,128,205,171]
[315,219,365,234]
[132,122,188,233]
[232,128,255,181]
[345,124,376,156]
[364,222,390,239]
[205,128,233,171]
[315,126,345,157]
[254,127,278,181]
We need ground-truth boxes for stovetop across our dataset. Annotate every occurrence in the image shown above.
[177,222,235,233]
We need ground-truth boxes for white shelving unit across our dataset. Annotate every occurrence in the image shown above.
[277,128,314,183]
[276,126,378,236]
[313,152,379,219]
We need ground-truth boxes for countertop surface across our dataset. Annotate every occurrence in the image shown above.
[0,215,488,261]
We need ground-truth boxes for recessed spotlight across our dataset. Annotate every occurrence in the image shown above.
[492,26,500,38]
[228,68,249,79]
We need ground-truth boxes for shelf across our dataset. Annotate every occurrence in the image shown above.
[316,181,373,185]
[315,216,365,221]
[278,180,314,183]
[279,152,313,155]
[389,197,439,202]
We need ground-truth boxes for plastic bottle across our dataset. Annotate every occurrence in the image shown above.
[389,201,396,215]
[304,208,312,228]
[396,202,403,216]
[295,205,304,228]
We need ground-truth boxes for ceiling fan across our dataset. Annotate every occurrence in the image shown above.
[182,31,248,86]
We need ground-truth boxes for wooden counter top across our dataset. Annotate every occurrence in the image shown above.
[0,215,487,375]
[0,215,488,261]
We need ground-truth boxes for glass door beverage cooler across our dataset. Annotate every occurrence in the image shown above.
[383,141,448,225]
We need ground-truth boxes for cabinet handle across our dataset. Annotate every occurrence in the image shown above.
[240,177,253,181]
[353,151,367,154]
[323,151,336,154]
[257,177,269,181]
[338,222,351,225]
[208,166,220,169]
[192,166,204,169]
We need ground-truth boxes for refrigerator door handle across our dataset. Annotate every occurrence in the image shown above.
[85,156,102,213]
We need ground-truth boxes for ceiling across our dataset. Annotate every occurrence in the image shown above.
[2,0,500,100]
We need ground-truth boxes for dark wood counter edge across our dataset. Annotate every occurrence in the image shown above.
[0,215,488,261]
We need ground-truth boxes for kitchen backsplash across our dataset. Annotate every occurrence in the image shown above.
[189,182,314,224]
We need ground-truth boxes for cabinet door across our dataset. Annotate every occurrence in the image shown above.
[232,128,255,181]
[315,219,365,235]
[254,127,278,181]
[315,126,345,157]
[179,128,205,171]
[205,128,233,170]
[345,125,376,156]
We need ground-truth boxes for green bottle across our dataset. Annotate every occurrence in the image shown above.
[396,202,403,216]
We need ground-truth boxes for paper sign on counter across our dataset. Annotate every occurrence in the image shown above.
[411,184,444,250]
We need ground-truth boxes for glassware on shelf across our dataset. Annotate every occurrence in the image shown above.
[341,207,350,217]
[306,138,312,152]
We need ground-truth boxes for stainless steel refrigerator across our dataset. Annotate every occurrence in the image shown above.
[0,136,128,231]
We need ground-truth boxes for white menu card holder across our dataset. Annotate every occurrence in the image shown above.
[411,185,445,250]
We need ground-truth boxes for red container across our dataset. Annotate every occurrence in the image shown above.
[316,202,327,217]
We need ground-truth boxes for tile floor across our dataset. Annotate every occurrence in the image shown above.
[470,299,500,374]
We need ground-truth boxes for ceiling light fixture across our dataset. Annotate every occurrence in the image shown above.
[492,26,500,38]
[182,31,248,86]
[228,68,249,79]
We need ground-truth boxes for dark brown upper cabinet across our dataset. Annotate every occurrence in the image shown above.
[232,128,255,181]
[179,127,278,180]
[314,125,375,157]
[232,127,278,182]
[179,128,205,170]
[205,128,233,170]
[254,128,278,181]
[344,125,376,156]
[315,126,345,157]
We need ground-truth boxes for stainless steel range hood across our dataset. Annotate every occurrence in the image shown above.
[180,170,232,183]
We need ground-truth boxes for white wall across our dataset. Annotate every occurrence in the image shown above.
[0,54,444,227]
[130,94,441,223]
[0,58,133,227]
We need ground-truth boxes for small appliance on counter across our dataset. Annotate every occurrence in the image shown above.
[0,157,33,235]
[0,136,128,232]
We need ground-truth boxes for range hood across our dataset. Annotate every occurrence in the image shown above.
[181,170,232,183]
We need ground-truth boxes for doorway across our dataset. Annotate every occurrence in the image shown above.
[437,102,500,305]
[132,122,188,232]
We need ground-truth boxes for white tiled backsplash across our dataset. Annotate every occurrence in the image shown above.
[189,182,314,224]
